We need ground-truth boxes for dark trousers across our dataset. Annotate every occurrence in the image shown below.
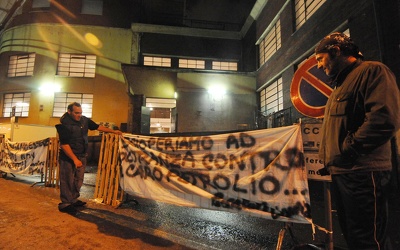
[58,157,86,209]
[332,171,392,250]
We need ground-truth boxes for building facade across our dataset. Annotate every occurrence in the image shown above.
[0,0,398,135]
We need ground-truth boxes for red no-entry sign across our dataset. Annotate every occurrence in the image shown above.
[290,57,332,118]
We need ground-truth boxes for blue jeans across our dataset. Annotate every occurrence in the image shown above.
[58,156,86,209]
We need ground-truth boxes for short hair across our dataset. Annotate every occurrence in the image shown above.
[67,102,81,111]
[315,32,363,58]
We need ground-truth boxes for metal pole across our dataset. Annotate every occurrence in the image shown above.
[324,182,334,250]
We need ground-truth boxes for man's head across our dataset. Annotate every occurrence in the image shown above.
[67,102,82,121]
[315,32,361,77]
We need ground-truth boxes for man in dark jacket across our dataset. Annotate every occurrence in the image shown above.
[55,102,122,215]
[316,32,400,249]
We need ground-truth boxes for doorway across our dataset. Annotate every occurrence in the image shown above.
[145,98,176,134]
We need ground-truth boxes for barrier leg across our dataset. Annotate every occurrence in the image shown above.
[324,182,334,250]
[276,223,289,250]
[31,171,45,187]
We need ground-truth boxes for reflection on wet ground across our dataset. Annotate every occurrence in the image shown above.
[5,167,400,250]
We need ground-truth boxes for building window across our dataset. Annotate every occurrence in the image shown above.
[212,61,238,71]
[57,53,96,78]
[294,0,326,30]
[82,0,103,15]
[259,19,281,66]
[7,53,36,77]
[143,56,172,67]
[260,77,283,116]
[2,93,31,117]
[179,59,205,69]
[146,98,176,134]
[53,93,93,117]
[32,0,50,8]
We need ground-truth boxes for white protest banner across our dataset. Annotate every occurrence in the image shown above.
[0,138,49,175]
[119,124,312,224]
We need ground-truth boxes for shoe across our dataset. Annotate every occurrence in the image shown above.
[59,205,78,215]
[73,200,87,207]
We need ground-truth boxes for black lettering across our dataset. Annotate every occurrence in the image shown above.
[213,174,230,190]
[233,174,247,194]
[240,133,256,147]
[226,135,240,149]
[201,136,213,150]
[202,153,214,170]
[182,151,195,168]
[214,153,228,169]
[259,175,280,195]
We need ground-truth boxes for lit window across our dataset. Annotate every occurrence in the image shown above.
[7,53,35,77]
[259,19,281,66]
[143,56,171,67]
[294,0,326,30]
[53,93,93,118]
[2,92,31,117]
[179,59,205,69]
[212,61,238,71]
[260,77,283,116]
[82,0,103,15]
[57,53,96,78]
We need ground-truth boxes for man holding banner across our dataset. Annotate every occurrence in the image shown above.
[55,102,122,215]
[316,32,400,249]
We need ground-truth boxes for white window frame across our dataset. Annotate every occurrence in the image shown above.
[57,53,96,78]
[2,92,31,117]
[143,56,172,67]
[259,19,281,66]
[7,53,36,77]
[212,61,238,71]
[260,77,283,116]
[294,0,326,30]
[179,59,205,69]
[53,92,93,118]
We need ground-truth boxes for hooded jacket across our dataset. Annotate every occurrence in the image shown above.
[318,60,400,174]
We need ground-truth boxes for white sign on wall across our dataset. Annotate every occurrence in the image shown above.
[301,123,331,181]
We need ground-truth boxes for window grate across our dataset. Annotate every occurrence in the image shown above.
[179,59,205,69]
[143,56,172,67]
[2,92,31,117]
[57,53,96,78]
[260,77,283,116]
[212,61,238,71]
[7,53,36,77]
[53,92,93,117]
[294,0,326,30]
[259,19,281,66]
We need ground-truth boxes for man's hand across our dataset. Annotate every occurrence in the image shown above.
[317,167,330,176]
[73,159,83,168]
[98,125,123,135]
[113,130,123,135]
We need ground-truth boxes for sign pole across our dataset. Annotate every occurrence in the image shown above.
[324,182,334,250]
[10,106,16,141]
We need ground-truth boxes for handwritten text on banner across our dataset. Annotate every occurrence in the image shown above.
[119,124,311,224]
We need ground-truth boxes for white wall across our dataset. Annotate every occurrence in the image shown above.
[0,123,56,142]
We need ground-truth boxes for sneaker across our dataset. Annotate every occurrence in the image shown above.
[59,205,78,215]
[73,200,87,207]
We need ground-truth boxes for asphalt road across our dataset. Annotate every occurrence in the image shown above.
[1,169,399,250]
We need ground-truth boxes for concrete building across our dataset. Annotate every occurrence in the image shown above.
[0,0,399,135]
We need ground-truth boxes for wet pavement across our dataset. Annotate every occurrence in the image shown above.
[2,167,400,250]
